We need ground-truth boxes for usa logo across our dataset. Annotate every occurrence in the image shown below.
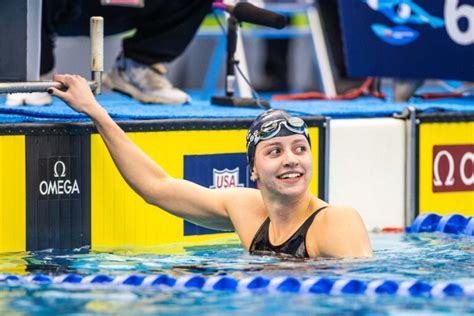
[210,167,244,189]
[183,153,255,236]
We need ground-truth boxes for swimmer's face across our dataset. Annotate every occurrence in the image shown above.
[252,134,313,198]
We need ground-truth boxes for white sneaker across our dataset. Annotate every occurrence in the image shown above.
[5,93,28,107]
[5,92,52,107]
[103,56,191,105]
[5,69,54,107]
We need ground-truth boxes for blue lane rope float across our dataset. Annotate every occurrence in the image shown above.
[0,274,472,298]
[406,213,474,236]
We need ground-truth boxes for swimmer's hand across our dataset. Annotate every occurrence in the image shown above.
[48,74,100,115]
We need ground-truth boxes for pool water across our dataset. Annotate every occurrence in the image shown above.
[0,233,472,315]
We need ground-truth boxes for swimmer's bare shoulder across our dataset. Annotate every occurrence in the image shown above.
[307,205,373,258]
[219,187,267,249]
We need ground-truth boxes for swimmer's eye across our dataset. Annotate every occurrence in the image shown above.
[267,147,281,156]
[294,145,307,153]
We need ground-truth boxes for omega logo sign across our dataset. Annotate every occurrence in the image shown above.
[39,159,80,196]
[432,145,474,193]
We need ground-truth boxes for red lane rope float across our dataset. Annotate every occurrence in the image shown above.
[381,227,405,233]
[417,92,467,100]
[272,77,385,101]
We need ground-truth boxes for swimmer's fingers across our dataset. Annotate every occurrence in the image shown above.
[48,74,72,104]
[53,74,82,90]
[48,87,67,100]
[48,85,80,113]
[52,73,68,84]
[50,74,99,114]
[53,74,72,89]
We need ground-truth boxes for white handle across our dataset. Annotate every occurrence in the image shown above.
[90,16,104,72]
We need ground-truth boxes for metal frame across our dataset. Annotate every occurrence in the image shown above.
[0,17,104,96]
[405,107,418,226]
[394,106,418,226]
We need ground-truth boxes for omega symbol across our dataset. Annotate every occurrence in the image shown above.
[53,160,67,178]
[433,149,474,189]
[460,152,474,186]
[433,150,455,187]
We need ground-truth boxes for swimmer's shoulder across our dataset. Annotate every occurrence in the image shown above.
[307,205,373,258]
[217,187,267,249]
[219,187,266,216]
[318,204,362,222]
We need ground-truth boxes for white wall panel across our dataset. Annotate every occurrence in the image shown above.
[329,118,406,230]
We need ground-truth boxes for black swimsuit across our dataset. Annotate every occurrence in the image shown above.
[249,206,328,258]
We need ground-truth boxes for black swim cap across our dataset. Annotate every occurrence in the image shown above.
[246,109,311,171]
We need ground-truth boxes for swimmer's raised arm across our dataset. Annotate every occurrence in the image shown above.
[49,74,242,230]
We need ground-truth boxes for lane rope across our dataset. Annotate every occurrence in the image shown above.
[0,273,472,297]
[406,213,474,236]
[1,213,472,297]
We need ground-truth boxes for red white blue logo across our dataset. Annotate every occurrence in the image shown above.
[210,167,244,189]
[183,153,255,236]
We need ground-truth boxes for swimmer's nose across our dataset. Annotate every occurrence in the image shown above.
[283,151,299,168]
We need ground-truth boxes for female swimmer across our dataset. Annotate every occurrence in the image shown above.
[49,74,373,258]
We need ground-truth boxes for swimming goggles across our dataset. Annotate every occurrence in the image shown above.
[248,117,308,146]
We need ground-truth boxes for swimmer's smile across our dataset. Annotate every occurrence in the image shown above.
[277,171,304,182]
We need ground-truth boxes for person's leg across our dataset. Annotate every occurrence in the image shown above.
[41,0,86,75]
[55,0,213,64]
[258,38,290,92]
[40,28,55,76]
[122,0,213,65]
[101,0,213,104]
[55,1,135,37]
[51,0,213,104]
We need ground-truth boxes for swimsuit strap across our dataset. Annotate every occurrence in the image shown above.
[249,205,328,258]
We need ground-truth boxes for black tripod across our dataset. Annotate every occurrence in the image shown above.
[211,16,270,109]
